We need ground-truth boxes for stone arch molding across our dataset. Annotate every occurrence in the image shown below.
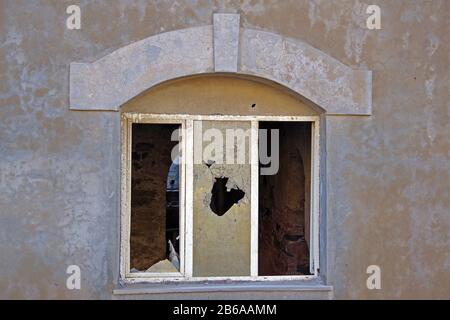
[70,13,372,115]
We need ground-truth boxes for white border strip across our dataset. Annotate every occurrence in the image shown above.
[309,120,321,275]
[123,113,320,122]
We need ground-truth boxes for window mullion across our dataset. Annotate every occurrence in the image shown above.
[184,119,194,278]
[250,120,259,277]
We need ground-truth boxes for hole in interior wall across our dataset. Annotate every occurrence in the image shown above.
[130,123,181,273]
[210,177,245,216]
[204,160,215,168]
[258,121,312,276]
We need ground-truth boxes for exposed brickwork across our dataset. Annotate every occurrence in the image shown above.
[259,122,311,275]
[130,124,179,271]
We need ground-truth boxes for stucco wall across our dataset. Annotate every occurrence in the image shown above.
[0,0,448,299]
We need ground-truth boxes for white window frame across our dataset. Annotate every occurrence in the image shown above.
[120,113,320,283]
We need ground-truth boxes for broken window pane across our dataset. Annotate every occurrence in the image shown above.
[192,120,251,277]
[259,121,312,275]
[130,123,181,273]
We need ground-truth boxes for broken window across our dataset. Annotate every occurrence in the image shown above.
[192,120,251,277]
[258,122,312,275]
[210,177,245,216]
[130,123,181,274]
[121,115,319,281]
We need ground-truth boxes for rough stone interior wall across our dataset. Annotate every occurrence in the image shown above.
[259,122,311,275]
[130,124,179,271]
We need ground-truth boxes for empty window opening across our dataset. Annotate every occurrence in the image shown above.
[210,177,245,216]
[121,113,320,281]
[166,158,180,268]
[130,123,181,273]
[259,121,312,276]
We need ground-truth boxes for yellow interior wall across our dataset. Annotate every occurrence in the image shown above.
[121,75,320,116]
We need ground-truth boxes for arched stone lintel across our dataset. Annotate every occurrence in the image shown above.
[69,13,372,115]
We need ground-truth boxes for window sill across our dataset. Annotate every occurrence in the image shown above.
[113,279,333,299]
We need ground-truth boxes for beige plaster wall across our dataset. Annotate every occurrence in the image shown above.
[121,75,320,116]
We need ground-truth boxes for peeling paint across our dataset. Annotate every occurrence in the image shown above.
[0,0,449,299]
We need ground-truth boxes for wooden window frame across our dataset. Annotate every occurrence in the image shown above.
[120,113,320,283]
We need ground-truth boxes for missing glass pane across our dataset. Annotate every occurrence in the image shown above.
[130,123,181,273]
[259,121,312,275]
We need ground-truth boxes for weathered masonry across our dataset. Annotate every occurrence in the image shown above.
[68,13,372,298]
[2,1,449,300]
